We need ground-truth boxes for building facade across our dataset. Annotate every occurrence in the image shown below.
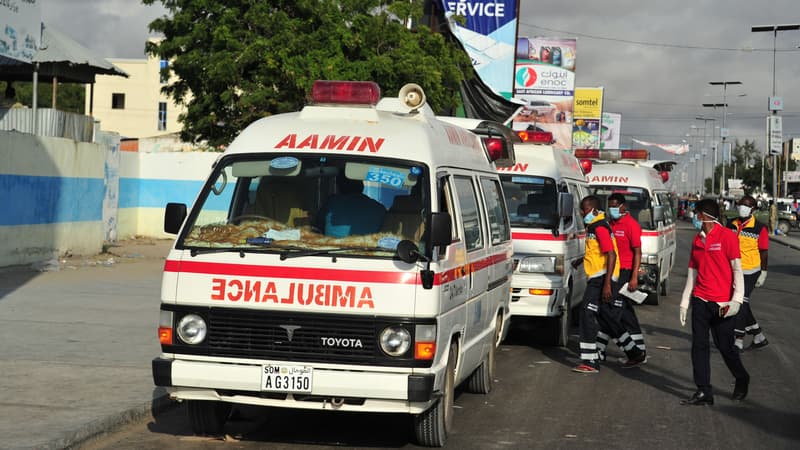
[85,53,185,139]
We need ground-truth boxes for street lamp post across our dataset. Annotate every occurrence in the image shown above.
[696,117,716,195]
[752,24,800,199]
[706,80,742,197]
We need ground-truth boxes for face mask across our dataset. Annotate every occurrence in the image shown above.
[583,209,596,224]
[692,216,703,230]
[608,207,622,219]
[737,205,752,218]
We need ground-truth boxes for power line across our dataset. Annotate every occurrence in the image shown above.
[520,22,800,53]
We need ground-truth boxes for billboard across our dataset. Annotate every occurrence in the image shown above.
[601,112,622,149]
[512,37,577,151]
[572,87,603,149]
[438,1,518,98]
[0,0,41,63]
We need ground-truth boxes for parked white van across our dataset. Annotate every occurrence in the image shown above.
[152,81,516,447]
[436,123,590,346]
[576,149,677,305]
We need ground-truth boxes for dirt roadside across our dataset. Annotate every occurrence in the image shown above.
[28,237,174,272]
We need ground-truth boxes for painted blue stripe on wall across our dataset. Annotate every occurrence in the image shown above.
[0,174,104,226]
[119,178,230,210]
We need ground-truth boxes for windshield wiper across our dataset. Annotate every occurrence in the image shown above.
[187,241,307,257]
[280,246,392,261]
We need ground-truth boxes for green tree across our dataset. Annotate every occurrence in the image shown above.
[142,0,472,148]
[1,81,86,114]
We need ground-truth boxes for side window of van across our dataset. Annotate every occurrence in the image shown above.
[439,176,460,256]
[657,192,674,224]
[453,176,484,251]
[480,177,511,244]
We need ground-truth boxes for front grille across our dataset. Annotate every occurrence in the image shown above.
[205,308,377,364]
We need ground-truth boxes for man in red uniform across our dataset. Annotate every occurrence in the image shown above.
[596,193,647,363]
[573,196,645,373]
[727,195,769,351]
[679,199,749,405]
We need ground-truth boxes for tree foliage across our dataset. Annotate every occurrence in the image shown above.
[142,0,472,147]
[1,81,86,114]
[707,139,797,195]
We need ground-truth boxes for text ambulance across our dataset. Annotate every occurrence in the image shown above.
[152,81,515,447]
[576,149,677,305]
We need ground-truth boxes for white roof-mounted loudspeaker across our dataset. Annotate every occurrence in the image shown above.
[398,83,426,112]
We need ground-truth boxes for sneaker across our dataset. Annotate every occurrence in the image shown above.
[618,353,648,365]
[749,339,769,350]
[621,352,647,369]
[572,361,600,373]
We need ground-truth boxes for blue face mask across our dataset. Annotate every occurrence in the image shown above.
[692,216,703,230]
[608,207,621,219]
[583,209,596,224]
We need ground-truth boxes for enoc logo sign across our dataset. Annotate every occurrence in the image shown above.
[515,66,537,88]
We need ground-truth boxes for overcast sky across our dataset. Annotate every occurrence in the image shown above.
[42,1,800,173]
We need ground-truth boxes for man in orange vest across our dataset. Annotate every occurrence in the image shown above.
[726,195,769,351]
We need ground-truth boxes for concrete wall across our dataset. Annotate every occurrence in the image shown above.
[0,131,106,267]
[1,128,219,267]
[118,151,219,239]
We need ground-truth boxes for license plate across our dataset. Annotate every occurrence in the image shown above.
[261,364,313,393]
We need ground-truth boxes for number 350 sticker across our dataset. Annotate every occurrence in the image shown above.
[365,167,405,188]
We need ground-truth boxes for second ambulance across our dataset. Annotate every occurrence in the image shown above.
[576,149,677,305]
[151,81,516,447]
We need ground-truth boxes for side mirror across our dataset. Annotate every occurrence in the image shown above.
[429,212,452,247]
[652,205,665,223]
[558,192,574,218]
[164,202,187,234]
[396,240,420,264]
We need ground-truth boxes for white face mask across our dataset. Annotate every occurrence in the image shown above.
[737,205,752,218]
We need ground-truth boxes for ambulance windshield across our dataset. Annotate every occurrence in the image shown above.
[500,175,558,228]
[179,155,428,257]
[589,186,656,230]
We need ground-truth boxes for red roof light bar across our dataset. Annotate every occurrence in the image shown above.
[311,80,381,105]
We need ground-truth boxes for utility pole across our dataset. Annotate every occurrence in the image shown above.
[706,81,742,197]
[752,24,799,199]
[696,117,715,194]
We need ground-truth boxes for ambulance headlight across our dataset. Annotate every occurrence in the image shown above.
[176,314,207,345]
[379,326,411,356]
[518,255,563,274]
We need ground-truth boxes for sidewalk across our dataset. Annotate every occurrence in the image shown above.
[770,231,800,251]
[0,238,173,450]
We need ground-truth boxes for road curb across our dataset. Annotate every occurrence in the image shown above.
[769,235,800,251]
[46,393,176,450]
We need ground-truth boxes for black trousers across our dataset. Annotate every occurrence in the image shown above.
[690,297,749,395]
[735,271,763,339]
[617,269,645,350]
[580,276,642,362]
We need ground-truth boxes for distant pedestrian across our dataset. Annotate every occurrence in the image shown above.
[679,199,749,405]
[597,193,647,363]
[727,195,769,351]
[572,195,645,373]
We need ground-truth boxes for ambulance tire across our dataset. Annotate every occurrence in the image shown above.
[187,400,231,436]
[414,342,457,447]
[554,304,571,348]
[660,277,669,296]
[466,317,500,394]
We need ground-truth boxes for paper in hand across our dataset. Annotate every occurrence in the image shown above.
[619,282,648,304]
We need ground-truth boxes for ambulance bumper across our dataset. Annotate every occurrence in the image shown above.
[152,357,436,414]
[509,273,565,317]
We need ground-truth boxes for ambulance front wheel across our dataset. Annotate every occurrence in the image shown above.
[187,400,231,436]
[414,341,457,447]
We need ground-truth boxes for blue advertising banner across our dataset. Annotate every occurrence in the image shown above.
[438,1,518,98]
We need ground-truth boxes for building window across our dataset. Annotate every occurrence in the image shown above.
[158,102,167,131]
[159,59,169,84]
[111,93,125,109]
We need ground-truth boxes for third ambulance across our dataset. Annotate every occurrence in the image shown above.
[576,149,677,305]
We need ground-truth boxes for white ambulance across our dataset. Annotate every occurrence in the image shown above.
[435,121,590,346]
[152,81,515,447]
[576,149,677,305]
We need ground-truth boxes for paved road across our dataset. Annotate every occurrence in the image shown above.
[1,227,797,449]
